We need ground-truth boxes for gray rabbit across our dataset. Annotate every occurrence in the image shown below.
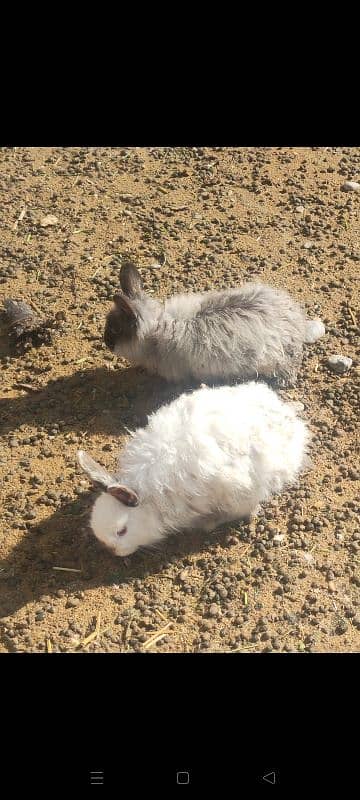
[104,262,325,385]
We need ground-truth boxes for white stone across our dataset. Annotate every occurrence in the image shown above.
[341,181,360,192]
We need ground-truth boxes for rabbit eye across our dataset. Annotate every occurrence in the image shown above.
[116,526,127,537]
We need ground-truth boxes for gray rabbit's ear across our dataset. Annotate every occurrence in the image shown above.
[120,261,144,299]
[113,293,138,320]
[77,450,115,489]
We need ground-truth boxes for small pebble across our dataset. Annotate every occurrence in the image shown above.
[335,620,348,635]
[66,598,80,609]
[326,355,352,375]
[208,604,221,618]
[341,180,360,192]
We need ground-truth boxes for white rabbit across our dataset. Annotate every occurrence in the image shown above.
[103,261,325,385]
[77,382,310,557]
[78,382,309,556]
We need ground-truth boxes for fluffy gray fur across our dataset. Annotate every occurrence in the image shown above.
[103,262,325,385]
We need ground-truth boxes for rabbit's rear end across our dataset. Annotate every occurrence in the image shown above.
[162,284,306,384]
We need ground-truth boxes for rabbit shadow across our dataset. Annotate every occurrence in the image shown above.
[0,364,200,438]
[0,359,270,440]
[0,490,252,623]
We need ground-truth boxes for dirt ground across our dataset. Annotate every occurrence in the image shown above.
[0,146,359,653]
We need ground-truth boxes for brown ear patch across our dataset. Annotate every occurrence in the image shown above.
[107,484,139,507]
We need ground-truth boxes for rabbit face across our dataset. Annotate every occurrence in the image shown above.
[90,492,143,556]
[77,449,139,555]
[103,261,163,359]
[90,493,162,557]
[104,260,144,352]
[77,449,161,557]
[103,298,138,352]
[91,491,132,555]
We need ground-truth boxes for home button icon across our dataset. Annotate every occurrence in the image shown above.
[177,771,190,784]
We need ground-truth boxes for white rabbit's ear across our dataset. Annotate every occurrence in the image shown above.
[77,451,139,506]
[77,450,115,488]
[107,484,139,507]
[120,261,144,299]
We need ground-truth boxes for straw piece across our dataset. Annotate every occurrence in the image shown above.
[53,566,82,573]
[143,633,169,649]
[79,613,101,648]
[348,306,357,325]
[14,382,41,393]
[154,609,167,622]
[142,622,172,649]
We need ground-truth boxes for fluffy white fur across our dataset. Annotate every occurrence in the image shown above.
[80,382,310,557]
[304,318,326,344]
